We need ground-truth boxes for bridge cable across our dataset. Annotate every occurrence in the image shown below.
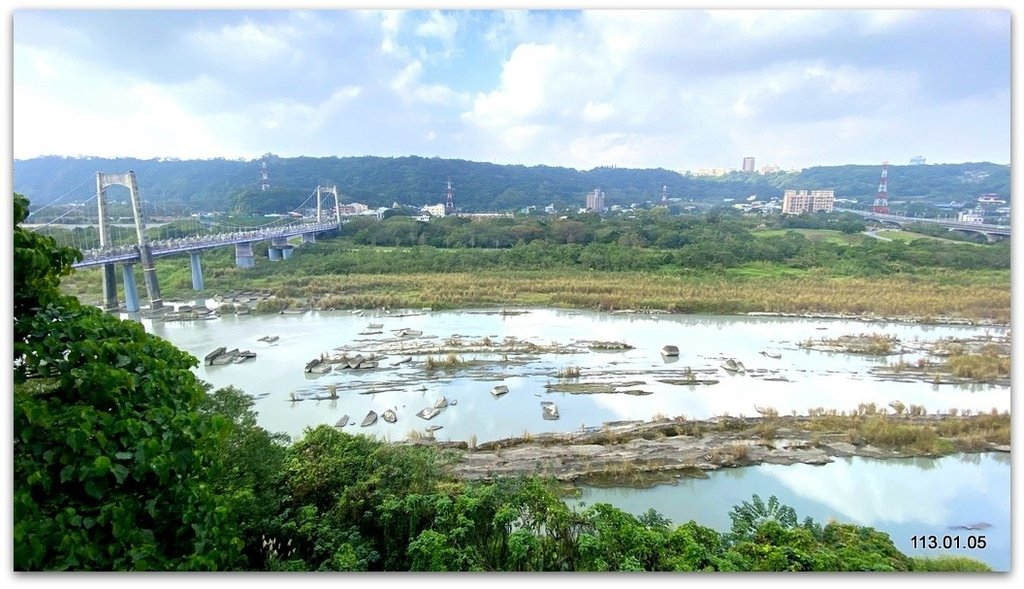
[23,174,97,218]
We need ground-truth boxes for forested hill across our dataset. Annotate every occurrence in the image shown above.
[13,155,1009,213]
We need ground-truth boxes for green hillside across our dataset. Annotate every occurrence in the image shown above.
[13,155,1010,213]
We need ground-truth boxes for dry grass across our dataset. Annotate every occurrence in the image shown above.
[424,353,470,371]
[557,365,581,378]
[71,266,1007,322]
[705,443,751,464]
[753,422,778,441]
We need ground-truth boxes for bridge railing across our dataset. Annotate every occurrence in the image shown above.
[74,221,340,266]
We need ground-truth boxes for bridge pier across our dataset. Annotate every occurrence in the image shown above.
[189,252,205,291]
[122,264,140,313]
[269,237,289,261]
[235,242,255,268]
[302,233,316,244]
[102,263,118,311]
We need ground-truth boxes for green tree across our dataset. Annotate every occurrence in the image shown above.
[13,194,242,570]
[198,386,290,569]
[12,193,81,343]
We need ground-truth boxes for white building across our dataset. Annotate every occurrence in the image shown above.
[691,167,733,177]
[977,194,1006,205]
[421,203,446,217]
[338,203,369,215]
[957,208,985,224]
[781,189,835,214]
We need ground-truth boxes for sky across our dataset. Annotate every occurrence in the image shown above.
[8,5,1013,173]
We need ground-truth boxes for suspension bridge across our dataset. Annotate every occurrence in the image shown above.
[25,171,344,313]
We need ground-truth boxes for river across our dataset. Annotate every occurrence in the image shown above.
[143,305,1008,444]
[577,453,1010,571]
[138,304,1010,571]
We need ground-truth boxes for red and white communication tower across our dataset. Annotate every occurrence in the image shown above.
[444,176,456,216]
[872,161,889,214]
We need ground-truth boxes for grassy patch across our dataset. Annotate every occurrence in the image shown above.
[880,230,984,246]
[911,556,992,572]
[751,228,867,245]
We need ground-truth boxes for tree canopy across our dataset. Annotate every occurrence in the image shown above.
[13,193,242,570]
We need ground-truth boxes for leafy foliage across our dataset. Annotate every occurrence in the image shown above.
[728,494,800,541]
[13,194,242,570]
[12,193,81,347]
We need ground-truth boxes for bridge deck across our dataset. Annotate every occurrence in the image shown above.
[73,221,338,268]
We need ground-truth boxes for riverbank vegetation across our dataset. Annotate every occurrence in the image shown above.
[64,262,1010,324]
[15,193,1000,571]
[58,209,1010,323]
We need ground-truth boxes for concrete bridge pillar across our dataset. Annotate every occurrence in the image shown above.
[269,236,289,261]
[190,252,205,291]
[235,242,255,268]
[122,264,140,313]
[281,246,294,260]
[302,233,316,244]
[102,263,119,311]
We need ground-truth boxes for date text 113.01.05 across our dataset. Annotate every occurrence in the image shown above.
[911,535,987,550]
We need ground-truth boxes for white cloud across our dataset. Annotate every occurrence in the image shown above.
[415,10,457,41]
[390,58,468,107]
[581,101,614,123]
[185,19,301,67]
[377,10,405,55]
[464,43,560,129]
[10,9,1010,168]
[499,124,545,151]
[258,84,362,136]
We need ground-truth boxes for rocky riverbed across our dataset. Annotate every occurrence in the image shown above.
[426,414,1011,487]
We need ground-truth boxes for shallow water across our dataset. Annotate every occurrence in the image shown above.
[142,306,1009,444]
[575,452,1011,572]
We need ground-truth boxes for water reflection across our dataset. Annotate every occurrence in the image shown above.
[143,307,1010,444]
[577,454,1010,571]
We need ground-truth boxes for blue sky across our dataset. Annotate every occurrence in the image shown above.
[9,7,1012,171]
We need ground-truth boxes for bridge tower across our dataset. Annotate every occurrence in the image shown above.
[661,185,668,205]
[96,171,163,310]
[444,177,456,216]
[94,173,119,310]
[872,161,889,214]
[315,185,341,225]
[260,161,270,191]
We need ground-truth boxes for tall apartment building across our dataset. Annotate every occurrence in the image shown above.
[781,189,835,214]
[742,157,755,173]
[586,188,605,211]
